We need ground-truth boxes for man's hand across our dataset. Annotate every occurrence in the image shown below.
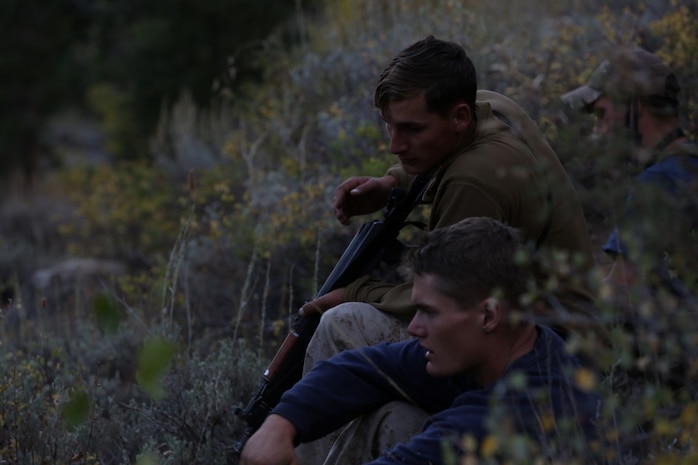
[240,414,299,465]
[334,175,399,225]
[605,256,639,289]
[603,257,641,318]
[299,288,345,316]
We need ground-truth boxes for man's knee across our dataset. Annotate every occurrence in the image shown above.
[324,401,427,465]
[374,401,427,451]
[306,303,411,373]
[317,302,409,346]
[317,302,375,337]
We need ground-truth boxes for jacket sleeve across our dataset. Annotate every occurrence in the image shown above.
[385,163,414,188]
[343,277,415,318]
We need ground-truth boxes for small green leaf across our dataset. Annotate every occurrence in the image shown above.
[508,370,528,390]
[136,337,177,400]
[93,294,121,334]
[61,390,90,430]
[136,452,159,465]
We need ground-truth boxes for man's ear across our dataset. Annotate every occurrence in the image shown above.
[480,297,502,333]
[452,103,472,131]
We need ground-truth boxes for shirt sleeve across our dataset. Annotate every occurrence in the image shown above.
[603,162,681,259]
[602,227,627,257]
[343,278,415,318]
[272,340,464,443]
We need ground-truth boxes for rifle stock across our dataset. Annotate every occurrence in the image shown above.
[233,174,432,454]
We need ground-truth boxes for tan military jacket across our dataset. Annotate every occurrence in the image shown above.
[345,90,596,328]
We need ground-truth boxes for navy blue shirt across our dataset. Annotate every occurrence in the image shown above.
[604,140,698,258]
[273,326,600,464]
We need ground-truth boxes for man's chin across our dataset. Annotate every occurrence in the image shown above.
[400,163,430,176]
[426,364,449,377]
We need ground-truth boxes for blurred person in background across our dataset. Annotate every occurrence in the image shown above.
[562,46,698,399]
[562,46,697,304]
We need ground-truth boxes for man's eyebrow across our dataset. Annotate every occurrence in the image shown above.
[379,111,424,126]
[413,301,435,311]
[389,120,427,130]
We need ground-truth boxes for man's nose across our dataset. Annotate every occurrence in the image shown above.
[390,132,408,154]
[407,315,424,337]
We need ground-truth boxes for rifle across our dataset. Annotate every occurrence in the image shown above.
[232,172,432,454]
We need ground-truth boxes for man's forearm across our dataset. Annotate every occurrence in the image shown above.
[241,414,299,465]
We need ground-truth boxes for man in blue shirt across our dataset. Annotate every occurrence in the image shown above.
[240,217,600,465]
[562,48,698,409]
[562,47,697,300]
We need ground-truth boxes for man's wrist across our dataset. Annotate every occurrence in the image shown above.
[264,413,298,442]
[382,174,400,189]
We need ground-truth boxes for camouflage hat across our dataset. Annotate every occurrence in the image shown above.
[561,47,679,112]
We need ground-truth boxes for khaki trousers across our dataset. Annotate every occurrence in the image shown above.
[323,402,428,465]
